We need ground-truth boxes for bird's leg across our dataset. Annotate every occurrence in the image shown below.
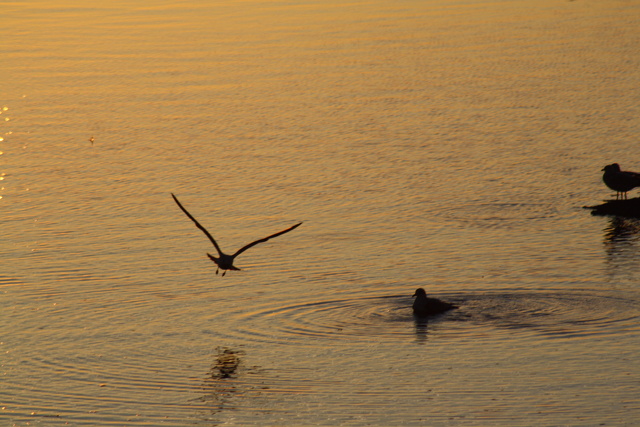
[216,268,219,275]
[222,270,226,277]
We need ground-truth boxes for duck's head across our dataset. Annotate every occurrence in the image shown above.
[602,163,621,172]
[412,288,427,298]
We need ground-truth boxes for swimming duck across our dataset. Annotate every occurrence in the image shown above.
[602,163,640,200]
[172,193,302,276]
[412,288,458,317]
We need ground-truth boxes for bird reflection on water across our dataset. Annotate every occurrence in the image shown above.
[198,348,249,419]
[602,216,640,278]
[603,216,640,243]
[211,347,243,379]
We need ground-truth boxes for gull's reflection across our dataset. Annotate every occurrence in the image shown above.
[604,216,640,243]
[603,216,640,279]
[413,317,429,344]
[198,347,246,419]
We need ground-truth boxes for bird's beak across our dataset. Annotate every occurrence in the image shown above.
[412,291,417,297]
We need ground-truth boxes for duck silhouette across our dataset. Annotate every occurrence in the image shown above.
[602,163,640,200]
[412,288,458,317]
[172,193,301,276]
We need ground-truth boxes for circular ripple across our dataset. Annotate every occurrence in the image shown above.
[446,291,640,340]
[206,291,639,346]
[1,286,218,426]
[203,295,415,345]
[0,333,208,425]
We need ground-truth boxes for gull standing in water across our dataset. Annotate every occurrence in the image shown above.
[412,288,458,317]
[602,163,640,200]
[172,193,302,276]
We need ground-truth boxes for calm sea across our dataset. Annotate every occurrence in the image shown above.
[1,0,639,425]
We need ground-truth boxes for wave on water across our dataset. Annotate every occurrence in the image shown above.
[431,200,564,229]
[204,290,639,346]
[445,291,640,340]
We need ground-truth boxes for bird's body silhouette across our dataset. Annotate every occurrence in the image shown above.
[602,163,640,200]
[172,193,301,276]
[412,288,457,317]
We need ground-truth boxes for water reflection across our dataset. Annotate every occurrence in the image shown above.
[413,317,429,344]
[211,347,243,379]
[603,216,640,243]
[602,216,640,279]
[445,292,638,340]
[198,348,247,421]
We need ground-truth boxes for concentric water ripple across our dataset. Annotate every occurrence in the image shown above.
[203,291,639,346]
[1,283,215,426]
[0,337,210,426]
[445,291,640,339]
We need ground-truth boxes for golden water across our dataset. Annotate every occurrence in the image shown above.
[1,0,639,425]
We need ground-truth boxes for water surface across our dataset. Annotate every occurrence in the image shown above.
[1,0,639,425]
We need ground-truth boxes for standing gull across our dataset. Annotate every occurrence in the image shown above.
[602,163,640,200]
[172,193,302,276]
[412,288,458,317]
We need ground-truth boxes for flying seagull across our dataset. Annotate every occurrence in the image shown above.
[602,163,640,200]
[171,193,301,276]
[412,288,458,317]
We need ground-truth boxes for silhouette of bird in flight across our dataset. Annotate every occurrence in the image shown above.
[171,193,301,276]
[602,163,640,200]
[412,288,458,317]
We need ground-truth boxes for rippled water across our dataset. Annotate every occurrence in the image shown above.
[2,0,639,425]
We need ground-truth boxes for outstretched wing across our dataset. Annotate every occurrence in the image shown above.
[233,222,302,258]
[171,193,223,256]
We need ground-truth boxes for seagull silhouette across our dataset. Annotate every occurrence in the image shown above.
[171,193,301,276]
[602,163,640,200]
[412,288,458,317]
